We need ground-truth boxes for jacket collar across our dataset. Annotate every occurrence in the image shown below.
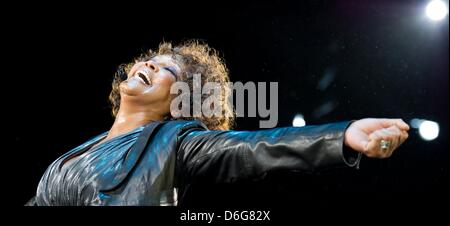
[98,121,167,192]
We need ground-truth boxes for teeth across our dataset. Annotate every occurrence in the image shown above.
[136,69,148,77]
[135,69,151,86]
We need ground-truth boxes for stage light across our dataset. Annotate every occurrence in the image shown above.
[419,120,440,141]
[409,118,422,129]
[292,114,306,127]
[426,0,448,21]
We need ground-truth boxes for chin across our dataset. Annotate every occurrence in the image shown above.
[121,86,164,105]
[120,80,151,97]
[120,83,142,97]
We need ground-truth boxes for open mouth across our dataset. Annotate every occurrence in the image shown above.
[135,70,151,86]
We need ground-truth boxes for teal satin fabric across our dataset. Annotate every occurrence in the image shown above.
[35,126,145,205]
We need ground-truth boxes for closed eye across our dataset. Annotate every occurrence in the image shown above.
[164,67,178,79]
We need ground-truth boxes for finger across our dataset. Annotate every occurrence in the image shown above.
[366,130,382,157]
[381,130,398,157]
[398,131,409,145]
[386,126,403,156]
[373,128,398,158]
[370,128,392,141]
[384,126,400,137]
[402,130,409,138]
[387,133,401,157]
[366,139,380,158]
[382,119,410,131]
[368,130,391,158]
[383,124,403,138]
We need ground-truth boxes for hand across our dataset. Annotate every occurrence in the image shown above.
[344,118,410,158]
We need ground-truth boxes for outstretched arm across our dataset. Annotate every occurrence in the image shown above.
[177,121,359,184]
[177,118,409,185]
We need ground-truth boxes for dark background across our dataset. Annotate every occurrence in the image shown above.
[4,0,448,208]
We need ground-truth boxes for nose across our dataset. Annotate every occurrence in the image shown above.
[145,61,159,73]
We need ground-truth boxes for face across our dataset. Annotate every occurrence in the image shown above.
[120,55,182,113]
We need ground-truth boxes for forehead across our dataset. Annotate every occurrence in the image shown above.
[152,55,176,64]
[152,54,182,74]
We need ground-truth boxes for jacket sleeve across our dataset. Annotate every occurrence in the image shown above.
[176,121,362,184]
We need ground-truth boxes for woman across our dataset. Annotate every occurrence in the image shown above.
[27,40,409,206]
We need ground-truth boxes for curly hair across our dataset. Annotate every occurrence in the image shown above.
[109,40,235,130]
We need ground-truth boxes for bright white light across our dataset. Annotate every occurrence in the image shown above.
[426,0,448,21]
[292,114,306,127]
[419,120,440,141]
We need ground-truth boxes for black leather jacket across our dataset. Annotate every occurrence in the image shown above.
[28,120,361,206]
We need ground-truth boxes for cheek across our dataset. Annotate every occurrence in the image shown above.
[128,63,143,76]
[156,74,176,89]
[152,75,176,98]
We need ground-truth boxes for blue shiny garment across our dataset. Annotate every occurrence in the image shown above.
[29,120,361,206]
[36,126,146,205]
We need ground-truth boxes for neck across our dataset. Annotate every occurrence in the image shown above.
[105,102,164,141]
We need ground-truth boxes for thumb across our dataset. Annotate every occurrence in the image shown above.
[346,128,370,152]
[361,140,369,152]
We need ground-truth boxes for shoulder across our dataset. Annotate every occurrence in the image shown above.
[161,120,209,133]
[151,120,209,143]
[145,120,209,157]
